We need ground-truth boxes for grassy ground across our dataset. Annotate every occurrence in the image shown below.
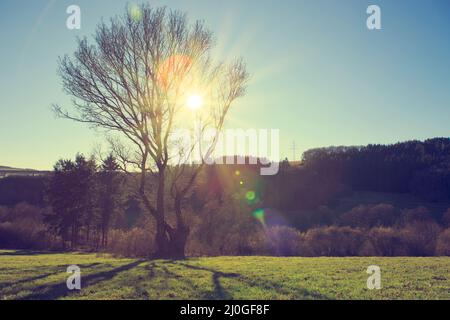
[0,250,449,300]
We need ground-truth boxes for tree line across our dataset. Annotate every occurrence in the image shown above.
[301,137,450,201]
[45,154,124,250]
[1,137,450,256]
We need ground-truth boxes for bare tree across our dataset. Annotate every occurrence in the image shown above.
[54,4,248,258]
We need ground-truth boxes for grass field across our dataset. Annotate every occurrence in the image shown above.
[0,250,449,300]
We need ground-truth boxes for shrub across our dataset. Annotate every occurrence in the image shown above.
[304,226,366,256]
[400,221,441,256]
[191,199,258,256]
[245,229,270,255]
[106,228,154,257]
[0,221,52,249]
[436,229,450,256]
[365,227,408,256]
[0,203,53,249]
[264,226,304,256]
[340,204,397,228]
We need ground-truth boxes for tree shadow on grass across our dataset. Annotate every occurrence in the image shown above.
[238,274,330,300]
[1,271,60,291]
[20,260,144,300]
[165,261,330,300]
[146,261,228,299]
[0,263,103,291]
[0,250,63,256]
[144,262,187,299]
[170,262,240,299]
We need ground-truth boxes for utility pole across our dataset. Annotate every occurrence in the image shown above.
[291,141,296,162]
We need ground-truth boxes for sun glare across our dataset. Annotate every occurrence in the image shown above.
[186,94,203,110]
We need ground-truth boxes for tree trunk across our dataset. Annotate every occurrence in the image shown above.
[86,224,90,244]
[101,224,108,248]
[153,168,172,258]
[168,225,189,259]
[71,224,76,250]
[153,220,171,258]
[143,166,190,260]
[167,195,190,259]
[62,228,67,251]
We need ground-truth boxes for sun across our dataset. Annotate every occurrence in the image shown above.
[186,94,203,110]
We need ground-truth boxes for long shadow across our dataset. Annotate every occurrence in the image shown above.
[146,261,237,299]
[146,262,193,286]
[0,263,104,290]
[237,274,330,300]
[0,262,102,273]
[167,261,330,300]
[145,262,184,299]
[145,262,194,299]
[0,250,63,256]
[165,261,240,300]
[20,260,144,300]
[0,271,59,290]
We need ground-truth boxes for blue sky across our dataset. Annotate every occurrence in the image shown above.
[0,0,449,169]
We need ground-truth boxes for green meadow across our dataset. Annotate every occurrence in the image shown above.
[0,250,448,300]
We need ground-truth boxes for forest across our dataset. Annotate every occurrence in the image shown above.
[1,137,449,257]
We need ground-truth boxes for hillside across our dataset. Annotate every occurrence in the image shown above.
[0,166,47,180]
[0,166,27,171]
[0,250,449,300]
[0,166,41,176]
[332,191,450,218]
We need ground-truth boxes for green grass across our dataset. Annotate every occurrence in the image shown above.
[0,250,449,300]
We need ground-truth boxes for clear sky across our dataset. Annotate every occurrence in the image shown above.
[0,0,449,170]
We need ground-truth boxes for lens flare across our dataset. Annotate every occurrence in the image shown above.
[252,209,266,226]
[246,190,256,202]
[129,4,142,21]
[245,190,260,205]
[157,55,192,89]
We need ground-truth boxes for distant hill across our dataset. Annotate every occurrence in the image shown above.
[0,166,36,172]
[0,166,47,180]
[0,166,19,171]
